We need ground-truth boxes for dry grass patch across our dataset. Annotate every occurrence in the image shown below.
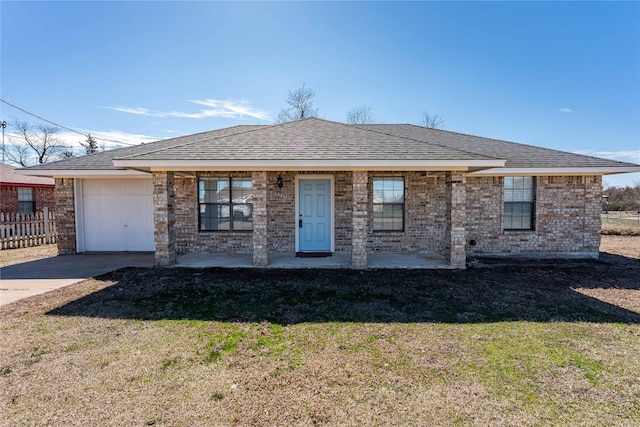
[2,252,639,426]
[0,243,57,267]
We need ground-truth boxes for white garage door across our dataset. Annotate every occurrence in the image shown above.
[82,179,154,251]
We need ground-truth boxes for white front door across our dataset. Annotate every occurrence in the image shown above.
[297,178,332,252]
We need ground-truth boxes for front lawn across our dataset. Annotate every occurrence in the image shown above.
[1,258,639,426]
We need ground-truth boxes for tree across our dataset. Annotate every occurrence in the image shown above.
[419,110,445,129]
[275,83,319,124]
[2,120,66,166]
[80,134,99,154]
[346,106,375,124]
[60,148,76,159]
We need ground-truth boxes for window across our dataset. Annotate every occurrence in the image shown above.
[198,178,253,231]
[18,187,34,215]
[503,176,535,230]
[373,177,404,231]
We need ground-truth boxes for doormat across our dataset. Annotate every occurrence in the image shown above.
[295,252,333,258]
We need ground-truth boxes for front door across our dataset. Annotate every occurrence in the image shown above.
[298,179,331,252]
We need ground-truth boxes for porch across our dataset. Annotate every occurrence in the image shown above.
[176,251,455,269]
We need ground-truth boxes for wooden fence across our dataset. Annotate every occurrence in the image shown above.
[0,207,57,249]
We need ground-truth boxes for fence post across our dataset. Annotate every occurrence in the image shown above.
[43,207,50,244]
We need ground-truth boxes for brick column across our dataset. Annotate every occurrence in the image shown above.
[583,175,602,255]
[252,171,269,266]
[55,178,76,255]
[352,171,368,267]
[445,172,467,268]
[153,171,176,266]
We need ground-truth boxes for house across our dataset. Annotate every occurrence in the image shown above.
[18,118,640,268]
[1,163,55,215]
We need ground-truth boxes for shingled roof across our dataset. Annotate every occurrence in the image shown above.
[18,118,639,176]
[1,163,54,186]
[357,124,637,169]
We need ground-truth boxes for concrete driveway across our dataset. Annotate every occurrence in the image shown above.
[0,253,154,306]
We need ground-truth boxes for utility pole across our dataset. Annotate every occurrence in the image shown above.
[0,121,6,164]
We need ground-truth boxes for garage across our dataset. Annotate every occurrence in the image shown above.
[79,178,154,252]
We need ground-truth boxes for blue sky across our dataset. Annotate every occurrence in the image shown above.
[1,1,638,186]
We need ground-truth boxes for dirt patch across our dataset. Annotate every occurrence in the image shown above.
[0,244,57,268]
[600,235,640,259]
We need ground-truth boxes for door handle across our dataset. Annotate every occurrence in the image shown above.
[299,215,303,228]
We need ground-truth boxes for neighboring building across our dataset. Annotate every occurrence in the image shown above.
[1,163,55,215]
[19,118,640,268]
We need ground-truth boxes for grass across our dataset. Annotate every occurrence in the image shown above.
[1,255,639,426]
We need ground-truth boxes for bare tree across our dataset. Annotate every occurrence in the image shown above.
[419,110,445,129]
[2,120,67,166]
[2,139,32,167]
[346,106,375,124]
[275,83,319,124]
[80,134,99,154]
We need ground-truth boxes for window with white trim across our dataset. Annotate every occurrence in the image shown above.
[18,187,35,215]
[503,176,535,230]
[198,178,253,231]
[373,177,404,231]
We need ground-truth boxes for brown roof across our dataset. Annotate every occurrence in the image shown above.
[357,124,638,169]
[0,163,54,187]
[19,118,639,173]
[117,118,494,161]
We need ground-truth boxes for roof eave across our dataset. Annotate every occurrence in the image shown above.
[16,169,151,178]
[469,167,640,176]
[111,158,506,172]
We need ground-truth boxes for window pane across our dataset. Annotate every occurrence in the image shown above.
[19,201,34,215]
[373,177,404,231]
[504,202,533,230]
[18,187,34,202]
[231,178,253,203]
[504,176,533,202]
[199,177,252,232]
[199,178,228,203]
[200,204,230,231]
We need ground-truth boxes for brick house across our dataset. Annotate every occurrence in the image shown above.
[1,163,55,214]
[19,118,640,268]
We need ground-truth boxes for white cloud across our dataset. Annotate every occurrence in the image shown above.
[558,107,573,113]
[107,99,271,121]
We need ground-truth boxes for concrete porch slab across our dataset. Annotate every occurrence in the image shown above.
[175,252,452,269]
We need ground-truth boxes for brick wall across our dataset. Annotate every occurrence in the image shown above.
[0,186,55,214]
[174,173,253,254]
[171,171,602,259]
[54,178,76,254]
[266,171,353,253]
[367,171,447,253]
[466,175,602,255]
[153,171,176,265]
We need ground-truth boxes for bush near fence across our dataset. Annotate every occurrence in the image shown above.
[0,207,57,249]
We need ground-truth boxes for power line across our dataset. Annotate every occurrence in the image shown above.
[0,98,137,146]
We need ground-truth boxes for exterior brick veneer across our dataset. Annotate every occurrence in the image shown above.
[367,172,446,253]
[54,178,76,254]
[352,171,368,267]
[252,171,269,266]
[169,171,602,265]
[445,172,467,267]
[153,171,176,266]
[466,175,602,255]
[0,186,55,214]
